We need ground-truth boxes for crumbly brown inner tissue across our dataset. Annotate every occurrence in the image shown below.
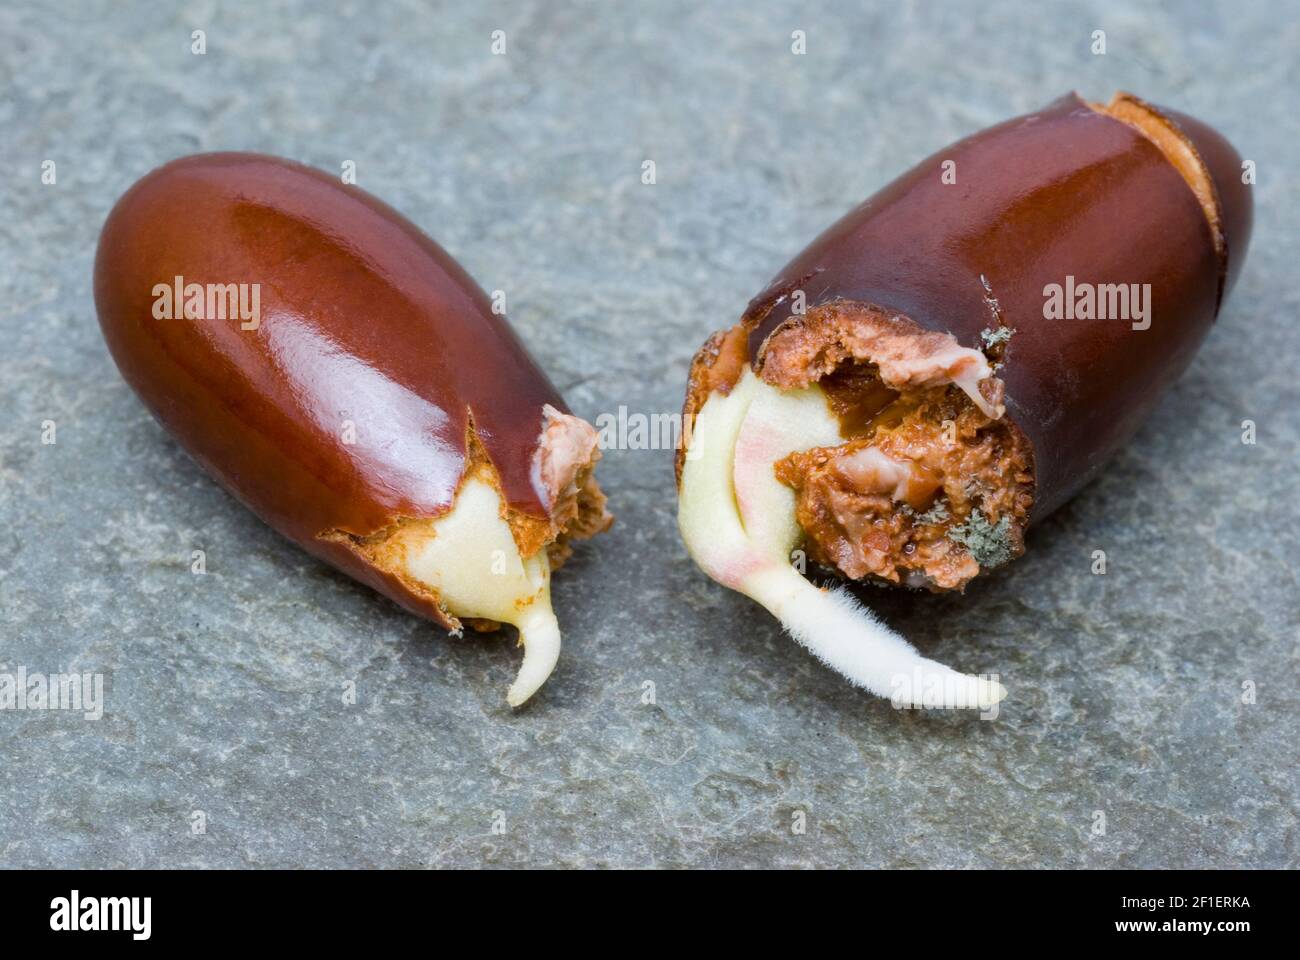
[735,302,1034,592]
[777,364,1033,590]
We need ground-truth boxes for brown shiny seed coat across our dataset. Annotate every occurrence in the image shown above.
[95,153,572,621]
[740,93,1251,519]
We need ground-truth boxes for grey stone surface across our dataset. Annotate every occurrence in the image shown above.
[1,0,1297,868]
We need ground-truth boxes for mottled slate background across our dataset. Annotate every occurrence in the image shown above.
[1,0,1296,868]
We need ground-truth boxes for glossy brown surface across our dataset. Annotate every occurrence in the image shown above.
[95,153,571,621]
[741,93,1250,519]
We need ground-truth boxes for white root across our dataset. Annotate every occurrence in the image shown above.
[678,368,1006,709]
[507,604,562,707]
[400,474,560,707]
